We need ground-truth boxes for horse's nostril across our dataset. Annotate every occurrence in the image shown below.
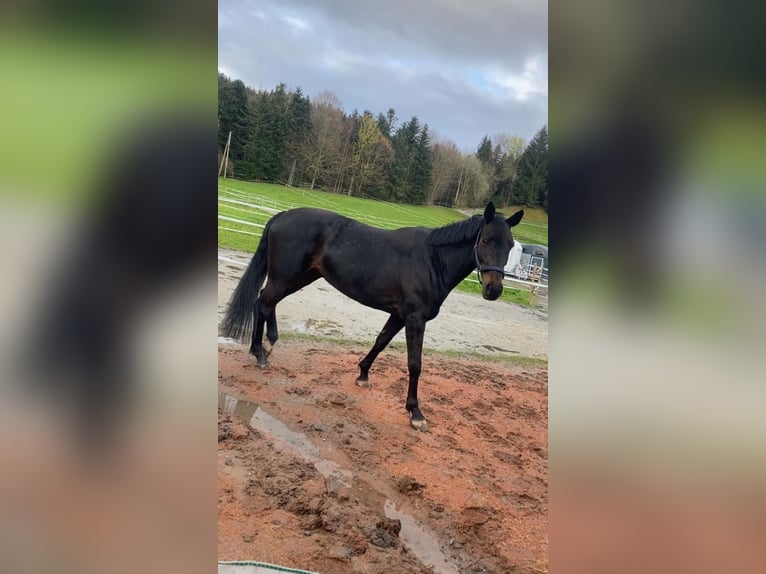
[484,284,502,300]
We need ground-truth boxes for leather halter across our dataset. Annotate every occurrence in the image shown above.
[473,223,507,284]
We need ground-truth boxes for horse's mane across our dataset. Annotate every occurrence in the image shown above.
[426,215,483,246]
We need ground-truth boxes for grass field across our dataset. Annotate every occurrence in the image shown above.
[218,178,548,306]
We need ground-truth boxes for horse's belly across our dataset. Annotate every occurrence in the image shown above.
[321,269,401,315]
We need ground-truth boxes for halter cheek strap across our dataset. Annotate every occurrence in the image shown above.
[473,224,507,284]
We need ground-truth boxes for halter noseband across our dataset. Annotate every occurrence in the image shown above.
[473,223,507,284]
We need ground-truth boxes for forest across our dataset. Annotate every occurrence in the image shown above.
[218,73,547,209]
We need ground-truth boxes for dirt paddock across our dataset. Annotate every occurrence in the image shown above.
[218,339,548,573]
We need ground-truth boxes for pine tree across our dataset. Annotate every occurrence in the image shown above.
[491,134,525,206]
[376,108,396,138]
[238,85,290,181]
[284,87,312,181]
[475,134,498,203]
[515,125,548,207]
[385,116,423,202]
[476,135,493,168]
[217,74,249,163]
[266,83,290,180]
[410,124,432,203]
[239,90,268,180]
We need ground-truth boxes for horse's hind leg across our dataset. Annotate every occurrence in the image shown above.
[252,300,277,366]
[356,314,404,387]
[266,312,278,346]
[250,299,268,366]
[252,270,321,366]
[250,293,278,366]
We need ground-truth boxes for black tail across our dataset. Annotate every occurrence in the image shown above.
[220,216,275,340]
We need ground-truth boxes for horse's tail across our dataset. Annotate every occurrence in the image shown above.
[220,214,277,341]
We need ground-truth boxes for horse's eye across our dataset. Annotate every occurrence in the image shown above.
[481,238,490,245]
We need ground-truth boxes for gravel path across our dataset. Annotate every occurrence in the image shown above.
[218,248,547,359]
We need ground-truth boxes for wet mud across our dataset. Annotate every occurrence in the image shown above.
[218,340,547,573]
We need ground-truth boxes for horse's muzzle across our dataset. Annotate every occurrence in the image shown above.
[483,282,503,301]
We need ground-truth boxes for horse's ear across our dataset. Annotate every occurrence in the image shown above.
[483,202,496,223]
[506,209,524,227]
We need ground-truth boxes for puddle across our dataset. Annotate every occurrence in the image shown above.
[219,391,351,488]
[220,391,459,573]
[289,322,307,333]
[288,318,344,335]
[384,500,460,574]
[481,344,517,353]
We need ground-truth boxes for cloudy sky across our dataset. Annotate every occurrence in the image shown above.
[218,0,547,150]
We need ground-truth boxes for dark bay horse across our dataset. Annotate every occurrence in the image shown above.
[221,202,523,431]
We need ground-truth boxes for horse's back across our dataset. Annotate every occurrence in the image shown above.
[270,207,426,248]
[271,207,345,229]
[266,207,432,313]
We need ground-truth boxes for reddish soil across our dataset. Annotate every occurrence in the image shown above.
[218,340,548,573]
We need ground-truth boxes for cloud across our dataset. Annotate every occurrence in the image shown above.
[484,53,549,102]
[218,0,547,147]
[279,13,310,33]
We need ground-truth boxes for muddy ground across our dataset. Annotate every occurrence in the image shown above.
[218,340,548,573]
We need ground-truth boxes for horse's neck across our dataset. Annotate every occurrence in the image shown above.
[433,241,476,292]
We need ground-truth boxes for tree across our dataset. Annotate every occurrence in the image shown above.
[386,116,422,202]
[491,134,525,206]
[239,84,291,181]
[376,107,396,138]
[476,134,493,168]
[217,74,249,163]
[238,90,267,180]
[427,137,462,205]
[303,90,344,189]
[349,112,393,197]
[456,155,491,207]
[283,87,312,182]
[333,110,359,194]
[493,133,525,158]
[515,125,548,206]
[410,124,432,203]
[476,133,500,203]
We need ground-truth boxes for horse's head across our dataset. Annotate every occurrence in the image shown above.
[475,202,524,300]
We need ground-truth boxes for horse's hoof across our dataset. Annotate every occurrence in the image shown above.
[257,360,267,369]
[409,418,428,432]
[356,377,370,388]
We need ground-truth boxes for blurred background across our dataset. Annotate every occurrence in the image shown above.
[1,1,764,573]
[0,2,216,574]
[550,0,766,571]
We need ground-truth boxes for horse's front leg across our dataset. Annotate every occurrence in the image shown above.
[357,314,404,387]
[404,314,428,431]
